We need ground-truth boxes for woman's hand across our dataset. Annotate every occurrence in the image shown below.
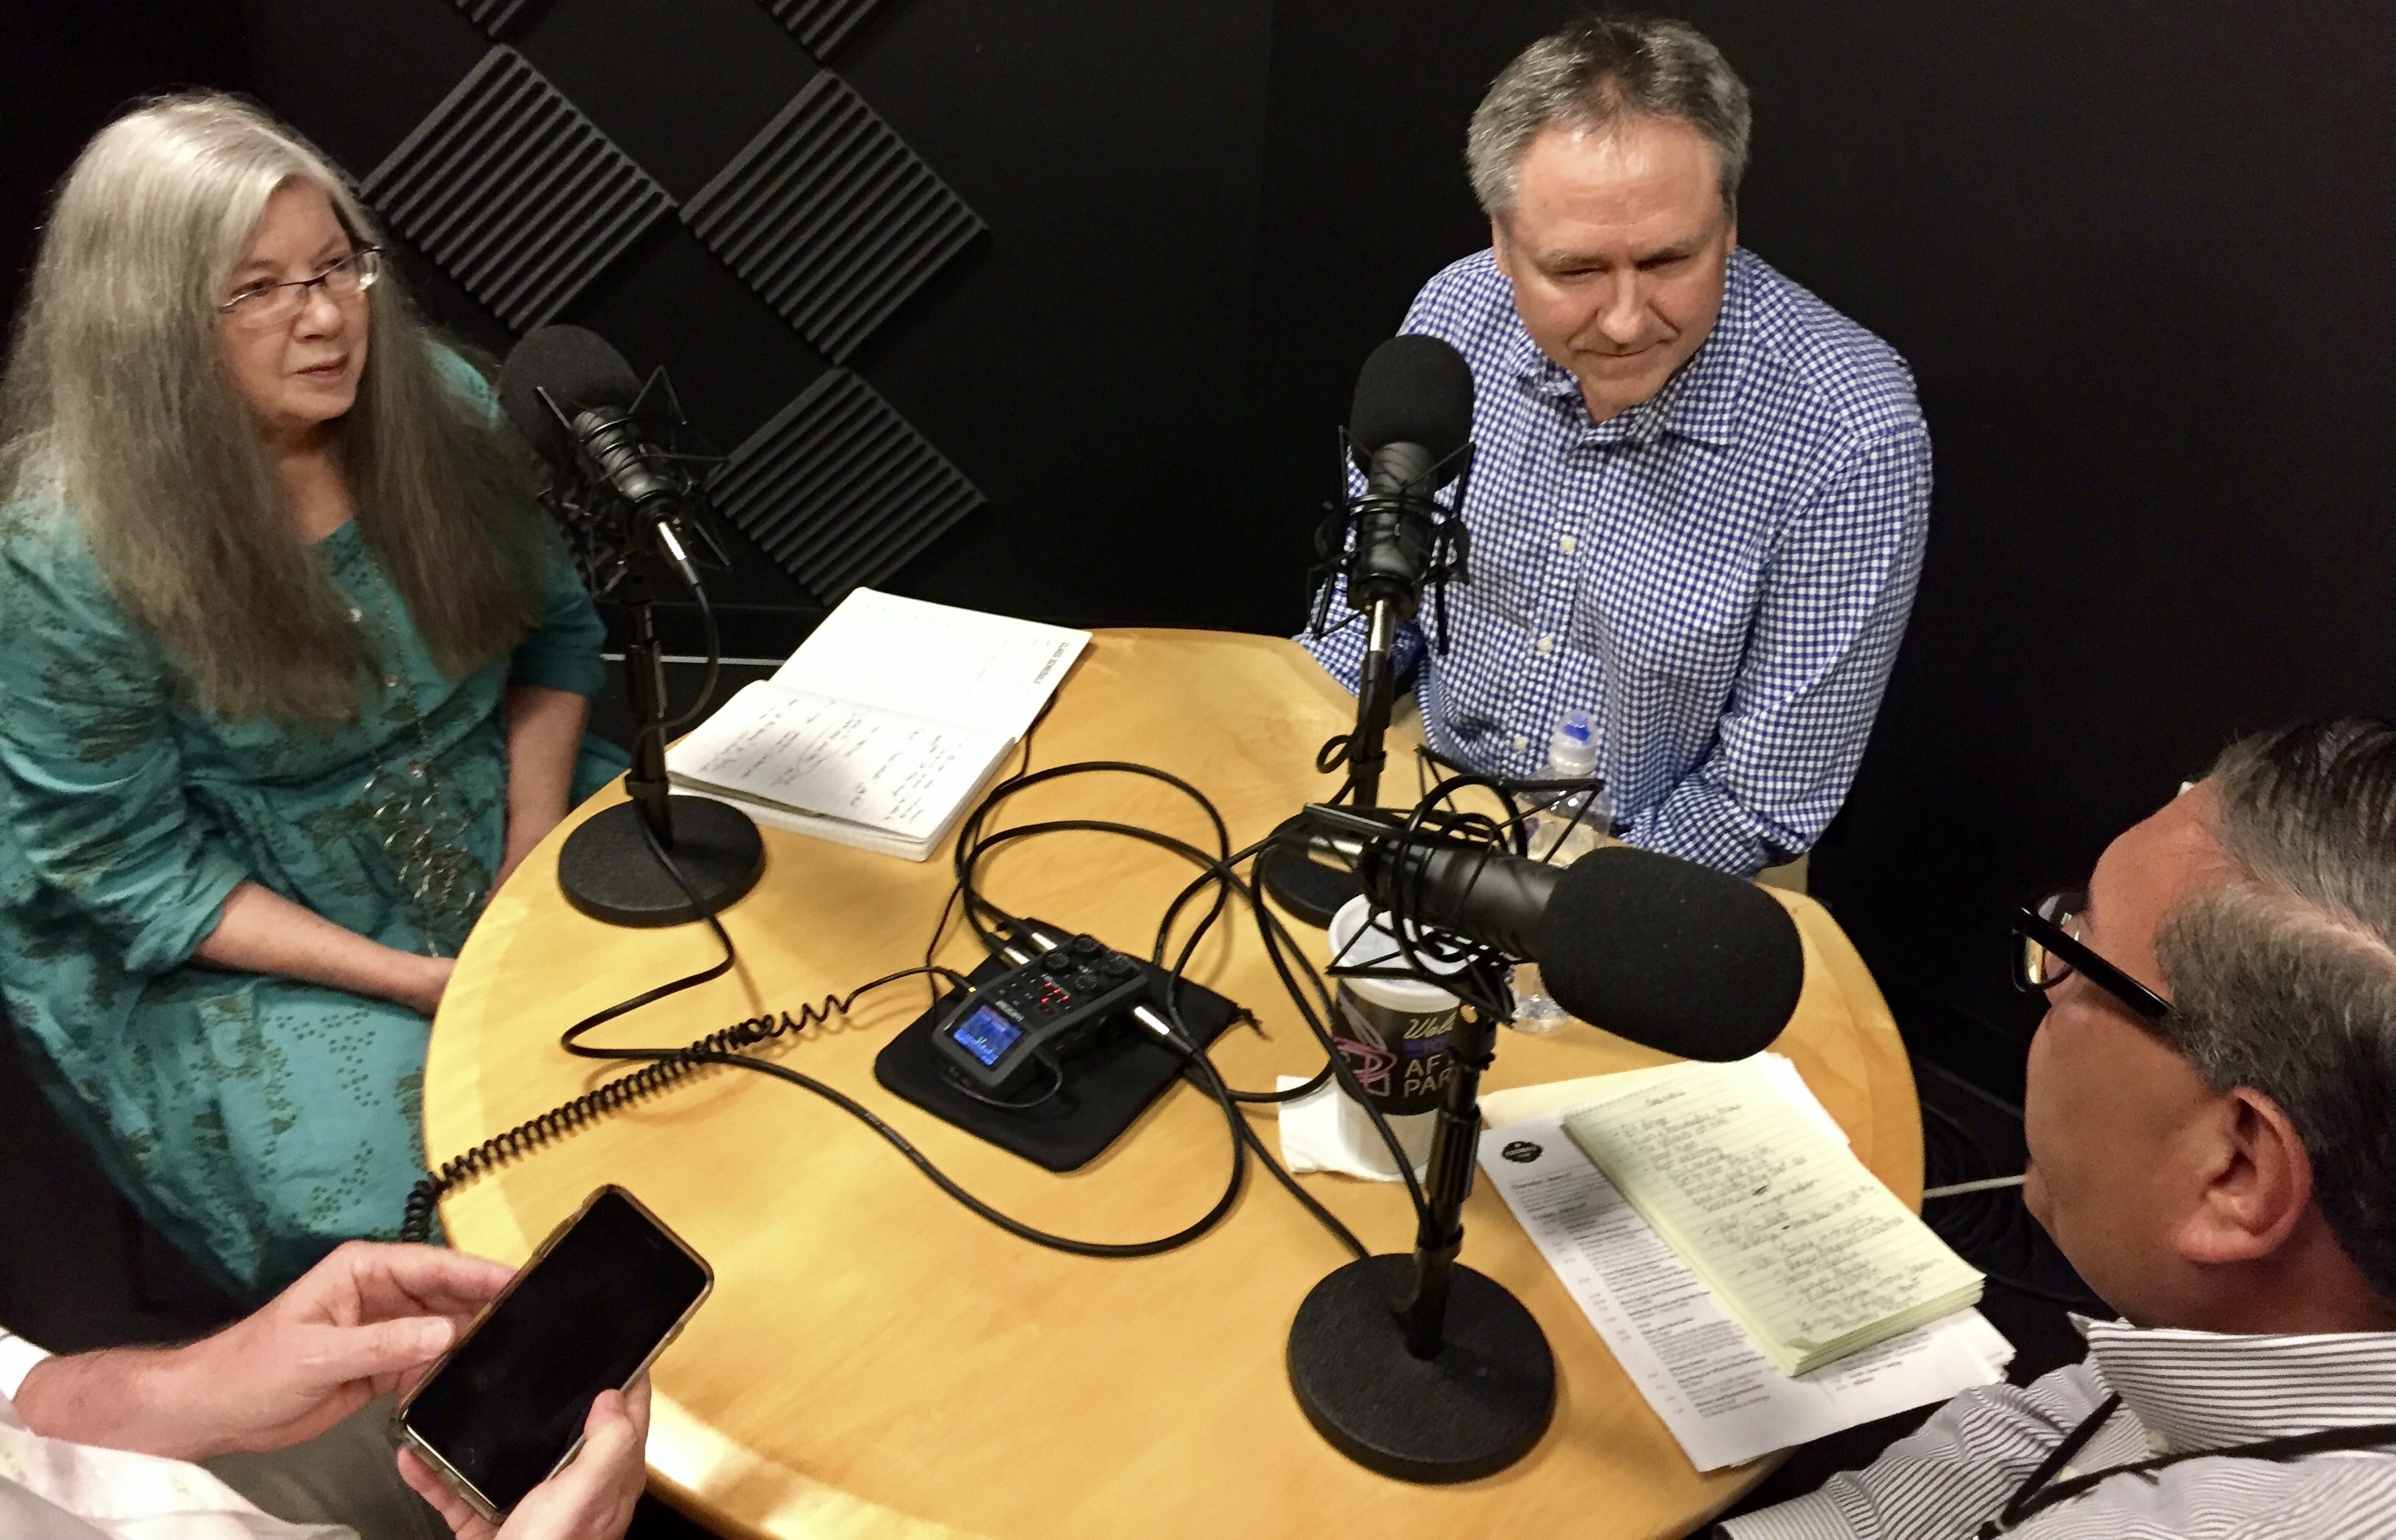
[196,881,460,1017]
[396,954,457,1017]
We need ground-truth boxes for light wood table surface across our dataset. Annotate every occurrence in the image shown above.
[424,628,1920,1540]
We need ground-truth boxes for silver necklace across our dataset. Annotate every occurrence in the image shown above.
[349,581,487,957]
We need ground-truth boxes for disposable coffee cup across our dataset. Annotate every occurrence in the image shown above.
[1326,895,1466,1177]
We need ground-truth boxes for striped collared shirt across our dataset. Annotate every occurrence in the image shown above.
[0,1326,46,1400]
[1299,247,1930,877]
[1722,1316,2396,1539]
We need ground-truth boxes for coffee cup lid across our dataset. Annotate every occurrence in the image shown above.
[1326,894,1466,1012]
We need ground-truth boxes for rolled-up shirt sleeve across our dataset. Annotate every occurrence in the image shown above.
[1622,429,1931,877]
[505,538,607,697]
[0,524,248,975]
[0,1327,48,1401]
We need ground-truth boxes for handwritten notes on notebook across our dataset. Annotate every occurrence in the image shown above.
[1481,1087,2011,1472]
[664,590,1089,860]
[669,686,1005,844]
[1561,1058,1984,1377]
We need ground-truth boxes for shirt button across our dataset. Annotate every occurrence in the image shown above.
[1558,535,1578,554]
[383,673,399,688]
[348,606,363,622]
[1536,634,1555,655]
[1512,734,1529,752]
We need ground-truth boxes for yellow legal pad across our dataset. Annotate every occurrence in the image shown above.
[1562,1058,1984,1377]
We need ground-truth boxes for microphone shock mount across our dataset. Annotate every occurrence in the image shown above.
[1262,436,1477,928]
[529,366,763,929]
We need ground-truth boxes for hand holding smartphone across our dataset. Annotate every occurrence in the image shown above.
[393,1186,712,1523]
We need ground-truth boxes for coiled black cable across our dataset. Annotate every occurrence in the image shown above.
[399,973,946,1244]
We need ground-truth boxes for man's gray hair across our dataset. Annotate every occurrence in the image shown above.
[1467,13,1751,222]
[2157,718,2396,1305]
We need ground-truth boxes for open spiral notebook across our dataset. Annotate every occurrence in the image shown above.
[664,589,1088,860]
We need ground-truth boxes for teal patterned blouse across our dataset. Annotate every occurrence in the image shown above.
[0,355,625,1296]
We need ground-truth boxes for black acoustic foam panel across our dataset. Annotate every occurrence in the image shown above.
[363,48,675,333]
[710,369,984,603]
[452,0,541,37]
[683,70,985,362]
[763,0,887,58]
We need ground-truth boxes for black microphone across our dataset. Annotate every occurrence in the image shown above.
[496,325,702,586]
[1291,810,1805,1061]
[1344,335,1474,621]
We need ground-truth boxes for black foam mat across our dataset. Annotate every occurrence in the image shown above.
[874,953,1249,1172]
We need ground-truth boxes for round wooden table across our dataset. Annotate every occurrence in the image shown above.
[424,628,1920,1540]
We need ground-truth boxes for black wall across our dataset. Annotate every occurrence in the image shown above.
[10,1,2396,1103]
[0,3,254,329]
[239,0,1278,645]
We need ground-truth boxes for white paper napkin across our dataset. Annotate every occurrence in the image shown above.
[1274,1075,1431,1180]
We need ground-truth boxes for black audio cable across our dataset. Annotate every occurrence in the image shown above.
[407,749,1406,1268]
[950,761,1423,1238]
[410,804,1266,1259]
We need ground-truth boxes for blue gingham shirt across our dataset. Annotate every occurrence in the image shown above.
[1302,247,1931,876]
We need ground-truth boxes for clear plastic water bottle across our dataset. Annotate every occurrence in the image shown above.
[1512,711,1611,1033]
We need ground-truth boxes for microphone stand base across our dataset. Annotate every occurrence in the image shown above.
[1257,816,1362,928]
[558,796,765,927]
[1287,1254,1554,1483]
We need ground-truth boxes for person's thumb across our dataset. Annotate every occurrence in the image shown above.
[546,1391,642,1502]
[495,1392,646,1540]
[572,1390,642,1470]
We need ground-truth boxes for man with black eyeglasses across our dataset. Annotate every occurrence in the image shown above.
[1720,717,2396,1538]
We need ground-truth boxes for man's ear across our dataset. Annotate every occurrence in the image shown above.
[2174,1086,2315,1265]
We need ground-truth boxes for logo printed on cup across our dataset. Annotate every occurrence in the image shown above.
[1332,986,1459,1116]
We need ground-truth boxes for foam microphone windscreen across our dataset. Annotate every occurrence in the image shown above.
[1348,335,1475,461]
[496,324,642,466]
[1535,845,1807,1061]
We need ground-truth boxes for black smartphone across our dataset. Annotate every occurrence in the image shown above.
[392,1185,712,1521]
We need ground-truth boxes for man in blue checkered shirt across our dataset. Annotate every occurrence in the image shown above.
[1302,15,1930,878]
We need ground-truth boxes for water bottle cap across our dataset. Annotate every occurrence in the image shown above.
[1547,711,1597,777]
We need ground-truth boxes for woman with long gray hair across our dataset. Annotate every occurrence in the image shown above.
[0,95,627,1295]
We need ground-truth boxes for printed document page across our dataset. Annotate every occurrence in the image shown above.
[1481,1105,2011,1472]
[775,589,1089,740]
[665,681,1010,840]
